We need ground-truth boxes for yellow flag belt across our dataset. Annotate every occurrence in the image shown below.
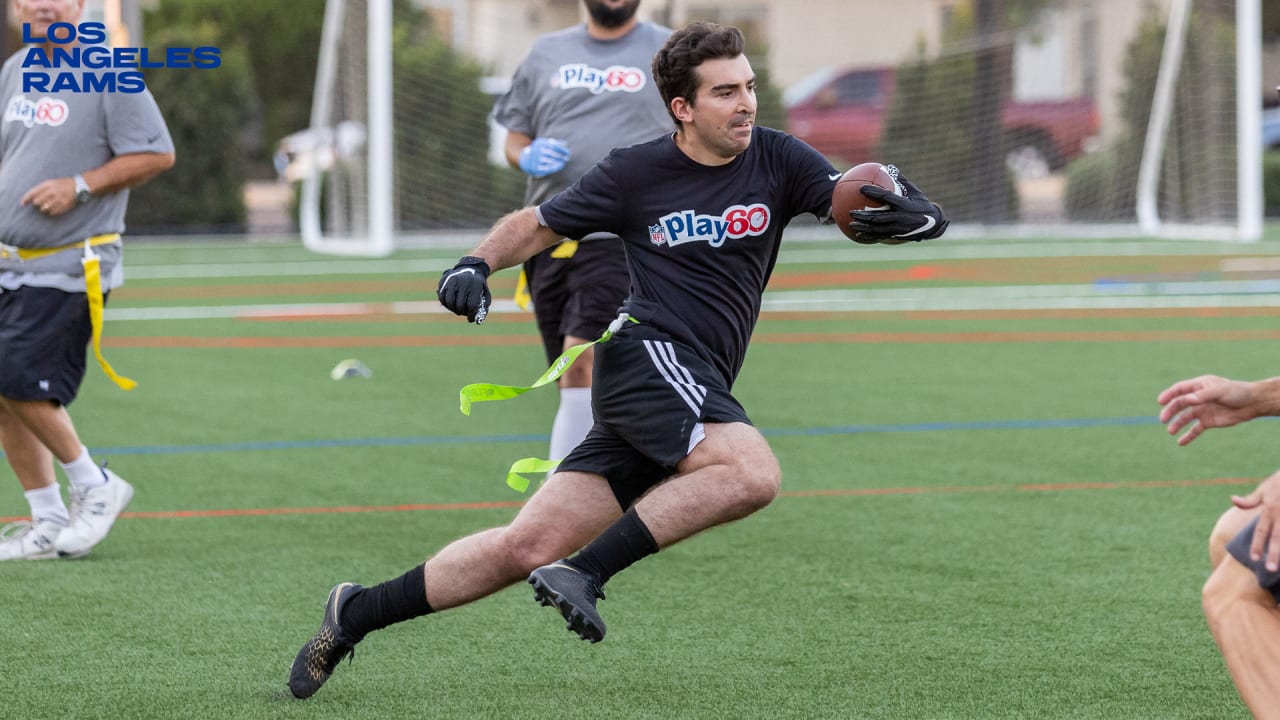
[459,312,635,492]
[1,234,135,390]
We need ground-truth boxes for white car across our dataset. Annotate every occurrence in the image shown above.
[1265,106,1280,150]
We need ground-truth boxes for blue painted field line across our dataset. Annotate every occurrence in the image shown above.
[72,415,1166,458]
[761,415,1160,437]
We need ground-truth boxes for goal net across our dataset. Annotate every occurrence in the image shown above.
[292,0,1263,255]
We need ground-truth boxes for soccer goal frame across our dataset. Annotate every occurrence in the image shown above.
[1135,0,1263,241]
[297,0,394,257]
[296,0,1265,250]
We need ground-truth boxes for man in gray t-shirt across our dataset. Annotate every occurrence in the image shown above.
[0,0,174,562]
[491,0,670,462]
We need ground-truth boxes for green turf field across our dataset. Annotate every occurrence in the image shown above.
[5,229,1280,718]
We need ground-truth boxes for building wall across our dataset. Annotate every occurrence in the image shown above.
[444,0,1268,145]
[754,0,944,89]
[449,0,672,78]
[1090,1,1163,142]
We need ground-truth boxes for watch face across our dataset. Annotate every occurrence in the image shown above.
[74,176,91,203]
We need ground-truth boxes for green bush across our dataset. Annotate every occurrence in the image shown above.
[878,52,1019,222]
[1266,151,1280,217]
[391,20,525,229]
[875,3,1019,223]
[127,24,255,233]
[143,0,326,161]
[1062,138,1144,221]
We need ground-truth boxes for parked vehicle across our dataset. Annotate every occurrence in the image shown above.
[1263,106,1280,150]
[784,66,1099,177]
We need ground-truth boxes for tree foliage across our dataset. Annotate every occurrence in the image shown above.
[144,0,325,155]
[390,6,525,228]
[876,1,1019,222]
[1064,3,1237,221]
[1265,151,1280,214]
[126,23,255,232]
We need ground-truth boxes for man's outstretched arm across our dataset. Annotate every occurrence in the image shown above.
[437,207,563,323]
[1157,375,1280,446]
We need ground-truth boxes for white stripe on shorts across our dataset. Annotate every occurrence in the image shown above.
[642,339,706,416]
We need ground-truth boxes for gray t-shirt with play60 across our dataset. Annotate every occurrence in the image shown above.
[492,21,672,209]
[0,48,173,290]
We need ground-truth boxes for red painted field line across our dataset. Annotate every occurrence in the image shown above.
[756,329,1280,344]
[101,328,1280,349]
[103,335,541,348]
[0,477,1252,524]
[250,312,535,324]
[118,279,437,299]
[784,476,1253,497]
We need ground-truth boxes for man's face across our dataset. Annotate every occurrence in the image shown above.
[680,55,758,160]
[13,0,85,38]
[584,0,640,29]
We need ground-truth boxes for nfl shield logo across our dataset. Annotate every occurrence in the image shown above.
[648,223,666,246]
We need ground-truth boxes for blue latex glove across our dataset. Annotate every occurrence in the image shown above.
[518,138,571,178]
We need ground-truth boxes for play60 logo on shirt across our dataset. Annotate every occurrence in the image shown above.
[554,64,646,93]
[4,96,67,127]
[649,204,771,248]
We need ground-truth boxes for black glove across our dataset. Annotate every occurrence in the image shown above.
[849,169,949,242]
[437,256,492,324]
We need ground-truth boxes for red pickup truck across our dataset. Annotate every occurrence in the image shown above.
[785,66,1099,176]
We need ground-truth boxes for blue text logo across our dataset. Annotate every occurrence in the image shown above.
[20,22,221,94]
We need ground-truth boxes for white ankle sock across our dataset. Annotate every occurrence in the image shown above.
[61,447,107,490]
[25,484,69,526]
[549,387,594,460]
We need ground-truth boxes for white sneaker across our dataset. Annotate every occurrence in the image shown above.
[0,519,65,560]
[54,469,134,558]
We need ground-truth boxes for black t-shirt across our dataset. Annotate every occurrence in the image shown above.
[537,126,838,387]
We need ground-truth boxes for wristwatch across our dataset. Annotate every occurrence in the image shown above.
[73,174,93,204]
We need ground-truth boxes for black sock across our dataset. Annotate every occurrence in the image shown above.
[339,564,433,638]
[565,508,659,585]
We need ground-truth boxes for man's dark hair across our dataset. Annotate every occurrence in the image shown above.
[651,22,746,125]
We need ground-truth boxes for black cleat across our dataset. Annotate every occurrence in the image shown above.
[287,582,365,699]
[528,562,607,643]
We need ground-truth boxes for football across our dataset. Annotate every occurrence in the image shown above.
[832,162,901,242]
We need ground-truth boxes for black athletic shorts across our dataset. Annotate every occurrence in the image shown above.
[523,236,630,365]
[0,285,98,406]
[557,322,752,509]
[1226,516,1280,602]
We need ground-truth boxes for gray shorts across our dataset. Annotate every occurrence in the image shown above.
[1226,516,1280,603]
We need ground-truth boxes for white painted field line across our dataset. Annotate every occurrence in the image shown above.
[779,242,1280,265]
[759,293,1280,312]
[122,240,1280,280]
[124,257,455,280]
[1220,257,1280,272]
[105,287,1280,321]
[105,299,508,321]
